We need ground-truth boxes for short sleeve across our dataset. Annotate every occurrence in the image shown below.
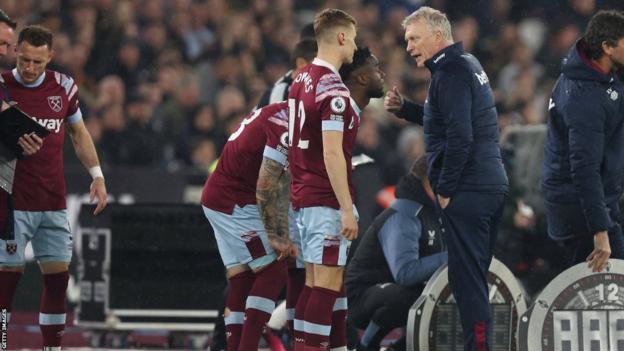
[315,73,351,132]
[57,72,82,124]
[262,106,289,166]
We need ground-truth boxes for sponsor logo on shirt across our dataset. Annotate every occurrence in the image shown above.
[32,117,63,133]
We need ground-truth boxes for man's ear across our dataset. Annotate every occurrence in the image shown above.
[356,71,368,86]
[47,49,54,64]
[337,31,346,46]
[602,40,616,57]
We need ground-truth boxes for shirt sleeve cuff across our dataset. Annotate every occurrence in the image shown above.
[322,120,344,132]
[66,109,83,124]
[262,146,287,166]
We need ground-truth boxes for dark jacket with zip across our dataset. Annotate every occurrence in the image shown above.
[422,42,508,197]
[542,39,624,240]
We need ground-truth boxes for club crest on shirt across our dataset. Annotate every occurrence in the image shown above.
[5,241,17,255]
[47,95,62,112]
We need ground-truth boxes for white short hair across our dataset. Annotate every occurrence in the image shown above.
[402,6,453,42]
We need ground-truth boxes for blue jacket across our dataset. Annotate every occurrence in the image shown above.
[345,175,447,296]
[542,39,624,239]
[423,42,508,197]
[378,198,447,286]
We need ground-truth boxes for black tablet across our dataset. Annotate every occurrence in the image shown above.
[0,105,50,156]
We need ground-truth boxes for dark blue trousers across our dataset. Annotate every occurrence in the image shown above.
[439,191,505,351]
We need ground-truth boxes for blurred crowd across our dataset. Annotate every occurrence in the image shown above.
[1,0,623,293]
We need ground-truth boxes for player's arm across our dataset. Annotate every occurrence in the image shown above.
[256,157,296,259]
[322,130,358,240]
[67,118,107,215]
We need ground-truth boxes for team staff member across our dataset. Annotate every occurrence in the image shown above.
[399,7,508,351]
[346,157,447,351]
[542,10,624,271]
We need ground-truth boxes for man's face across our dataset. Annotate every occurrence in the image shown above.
[364,55,386,98]
[16,41,52,83]
[0,22,15,57]
[608,37,624,69]
[404,19,439,67]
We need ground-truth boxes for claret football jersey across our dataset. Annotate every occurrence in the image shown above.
[287,58,361,210]
[1,69,83,211]
[201,101,290,214]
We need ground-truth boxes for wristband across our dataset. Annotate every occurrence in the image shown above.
[89,166,104,180]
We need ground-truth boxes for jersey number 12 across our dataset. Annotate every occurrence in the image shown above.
[288,99,309,149]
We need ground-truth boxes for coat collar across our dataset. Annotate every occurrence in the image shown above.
[425,42,464,73]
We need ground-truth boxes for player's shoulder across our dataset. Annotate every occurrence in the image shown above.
[262,101,289,126]
[47,70,78,97]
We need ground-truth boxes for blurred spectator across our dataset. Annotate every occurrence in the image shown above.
[94,75,126,111]
[121,93,163,167]
[452,15,479,53]
[177,104,226,164]
[215,85,246,122]
[153,71,201,145]
[110,37,144,92]
[189,137,217,175]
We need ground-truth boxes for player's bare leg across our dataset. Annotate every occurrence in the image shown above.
[313,265,343,291]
